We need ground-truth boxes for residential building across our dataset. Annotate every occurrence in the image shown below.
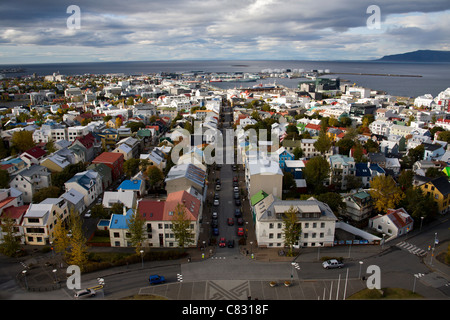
[64,170,103,207]
[92,152,124,181]
[87,163,113,191]
[117,179,146,197]
[22,197,69,245]
[11,165,51,203]
[253,194,337,248]
[103,190,137,210]
[342,191,373,222]
[60,188,86,215]
[419,176,450,214]
[20,146,47,166]
[67,126,89,142]
[245,155,283,199]
[369,208,414,240]
[328,155,356,190]
[165,163,207,199]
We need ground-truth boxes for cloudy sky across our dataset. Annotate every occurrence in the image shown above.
[0,0,449,64]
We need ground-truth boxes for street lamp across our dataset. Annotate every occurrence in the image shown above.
[430,233,438,266]
[52,269,58,283]
[381,233,386,249]
[413,273,424,293]
[22,270,28,290]
[140,250,144,269]
[420,216,424,232]
[358,261,364,280]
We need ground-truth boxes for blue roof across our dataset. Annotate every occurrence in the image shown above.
[117,180,142,191]
[109,209,134,229]
[355,163,371,177]
[369,163,386,174]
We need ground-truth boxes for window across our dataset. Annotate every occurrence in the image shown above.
[321,222,325,228]
[114,232,120,237]
[269,223,274,229]
[269,233,273,239]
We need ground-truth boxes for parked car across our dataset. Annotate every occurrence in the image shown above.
[227,240,235,248]
[233,192,239,199]
[234,208,241,217]
[227,217,234,226]
[235,198,241,206]
[233,186,239,192]
[211,218,218,228]
[214,199,219,206]
[233,176,238,182]
[149,275,166,285]
[232,165,237,171]
[215,184,221,191]
[219,238,226,247]
[237,227,244,236]
[322,259,344,269]
[213,228,219,236]
[74,288,96,299]
[84,210,91,218]
[237,217,244,225]
[212,212,218,219]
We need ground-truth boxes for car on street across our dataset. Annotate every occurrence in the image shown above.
[149,275,166,285]
[213,228,219,236]
[227,240,235,248]
[211,218,218,228]
[74,288,96,299]
[233,176,238,182]
[227,217,234,226]
[237,227,244,236]
[237,217,244,225]
[232,165,237,171]
[235,198,241,206]
[219,238,226,247]
[215,184,221,191]
[234,208,241,217]
[233,186,239,192]
[322,259,344,269]
[212,212,218,219]
[214,199,219,206]
[234,192,239,199]
[84,210,91,218]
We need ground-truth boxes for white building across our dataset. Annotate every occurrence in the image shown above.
[253,194,337,248]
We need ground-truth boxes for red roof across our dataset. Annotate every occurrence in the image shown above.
[92,152,124,164]
[1,205,29,221]
[137,200,165,221]
[305,123,321,131]
[74,132,96,149]
[23,146,46,159]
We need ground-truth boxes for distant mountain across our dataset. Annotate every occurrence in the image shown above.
[376,50,450,62]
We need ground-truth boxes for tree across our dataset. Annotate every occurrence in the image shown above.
[408,144,424,163]
[0,217,22,257]
[369,175,405,213]
[283,172,296,192]
[314,132,332,156]
[315,192,346,216]
[437,131,450,144]
[282,206,302,257]
[398,187,438,224]
[336,138,355,156]
[32,186,62,203]
[127,208,146,255]
[0,169,10,188]
[111,202,124,216]
[45,139,56,154]
[11,130,35,153]
[52,215,71,259]
[398,169,414,191]
[171,203,194,248]
[123,158,141,177]
[66,209,88,271]
[91,204,108,219]
[115,117,123,128]
[292,147,303,160]
[146,165,164,190]
[303,156,330,193]
[425,167,445,179]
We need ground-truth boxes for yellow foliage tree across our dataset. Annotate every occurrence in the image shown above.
[369,175,405,213]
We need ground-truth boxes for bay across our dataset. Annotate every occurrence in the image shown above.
[1,60,449,98]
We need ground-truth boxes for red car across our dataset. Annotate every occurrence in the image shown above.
[219,238,226,247]
[227,218,234,226]
[237,228,244,236]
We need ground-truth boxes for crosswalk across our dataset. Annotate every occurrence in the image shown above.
[396,241,427,257]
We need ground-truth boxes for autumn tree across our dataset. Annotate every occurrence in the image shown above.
[52,215,71,259]
[115,116,123,128]
[171,203,194,248]
[314,132,332,156]
[146,165,164,190]
[11,130,35,153]
[66,209,89,271]
[282,206,302,257]
[369,175,405,213]
[127,208,146,255]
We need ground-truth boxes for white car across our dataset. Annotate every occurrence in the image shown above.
[213,199,219,206]
[74,288,96,299]
[84,210,91,218]
[322,259,344,269]
[212,212,218,219]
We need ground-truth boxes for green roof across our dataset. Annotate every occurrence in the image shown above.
[442,167,450,177]
[251,190,269,206]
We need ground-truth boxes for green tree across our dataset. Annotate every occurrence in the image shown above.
[0,217,22,257]
[111,202,124,216]
[45,139,56,154]
[369,175,405,213]
[336,138,355,156]
[282,206,302,257]
[146,165,164,190]
[397,169,414,191]
[126,208,146,255]
[32,186,62,203]
[171,203,194,248]
[283,172,296,192]
[399,187,438,224]
[425,167,445,179]
[303,156,330,193]
[315,192,346,216]
[123,158,141,177]
[91,204,108,219]
[292,147,303,160]
[0,169,10,188]
[314,132,332,156]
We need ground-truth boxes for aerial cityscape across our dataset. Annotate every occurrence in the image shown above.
[0,0,449,314]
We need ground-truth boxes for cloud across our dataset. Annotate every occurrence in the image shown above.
[0,0,449,63]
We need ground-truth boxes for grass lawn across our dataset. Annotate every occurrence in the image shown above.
[347,287,423,300]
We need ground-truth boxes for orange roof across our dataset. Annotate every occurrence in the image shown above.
[163,190,201,221]
[92,152,124,164]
